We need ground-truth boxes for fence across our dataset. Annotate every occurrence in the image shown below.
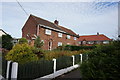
[2,55,7,78]
[56,56,73,71]
[18,59,53,79]
[5,54,83,79]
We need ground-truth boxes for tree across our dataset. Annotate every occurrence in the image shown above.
[80,40,120,79]
[34,36,43,48]
[2,34,13,50]
[5,43,38,64]
[18,38,28,44]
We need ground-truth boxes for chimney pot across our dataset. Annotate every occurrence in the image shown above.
[97,32,99,35]
[54,20,59,25]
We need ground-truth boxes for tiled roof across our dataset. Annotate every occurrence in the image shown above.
[79,34,112,41]
[30,14,78,37]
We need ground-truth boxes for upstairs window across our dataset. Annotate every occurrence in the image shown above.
[67,35,71,39]
[45,29,51,35]
[74,37,77,40]
[58,42,62,46]
[58,33,62,37]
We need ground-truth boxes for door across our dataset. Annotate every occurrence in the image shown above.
[48,41,52,50]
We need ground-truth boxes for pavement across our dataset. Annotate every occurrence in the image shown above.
[52,68,82,80]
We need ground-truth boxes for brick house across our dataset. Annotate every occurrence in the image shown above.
[78,33,112,46]
[22,14,79,50]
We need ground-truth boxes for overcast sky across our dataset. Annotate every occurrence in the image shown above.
[0,0,119,39]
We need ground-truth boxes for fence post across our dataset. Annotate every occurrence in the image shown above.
[6,61,11,79]
[53,58,56,73]
[72,55,75,66]
[11,62,18,79]
[80,54,82,63]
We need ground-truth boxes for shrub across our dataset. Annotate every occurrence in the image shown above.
[34,36,43,48]
[18,38,28,44]
[44,50,85,60]
[32,47,44,58]
[80,40,120,79]
[2,34,13,50]
[5,43,38,64]
[56,45,96,51]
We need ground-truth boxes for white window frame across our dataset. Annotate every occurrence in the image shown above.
[74,37,77,40]
[88,41,94,44]
[58,42,62,46]
[41,40,44,43]
[67,35,71,39]
[45,29,51,35]
[103,41,109,44]
[58,33,62,37]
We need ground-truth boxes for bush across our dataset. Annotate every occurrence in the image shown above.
[18,38,28,44]
[43,50,85,60]
[56,45,96,51]
[34,36,43,48]
[5,43,38,64]
[80,40,120,79]
[2,34,13,50]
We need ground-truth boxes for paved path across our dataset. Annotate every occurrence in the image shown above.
[53,68,81,80]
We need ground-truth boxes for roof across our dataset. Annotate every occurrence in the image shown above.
[79,34,112,41]
[0,29,7,36]
[30,14,78,37]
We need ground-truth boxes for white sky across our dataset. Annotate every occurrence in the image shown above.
[0,0,119,39]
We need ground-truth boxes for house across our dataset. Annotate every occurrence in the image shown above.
[0,29,7,36]
[78,33,112,46]
[0,29,19,45]
[22,14,79,50]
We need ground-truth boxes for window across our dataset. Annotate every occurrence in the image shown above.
[58,42,62,46]
[83,41,86,44]
[88,41,94,44]
[79,41,82,44]
[67,35,71,39]
[103,41,109,44]
[41,40,44,43]
[45,29,51,35]
[67,43,70,45]
[58,33,62,37]
[74,37,77,40]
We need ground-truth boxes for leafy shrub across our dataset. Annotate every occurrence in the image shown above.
[34,36,43,48]
[44,50,85,60]
[18,38,28,44]
[32,47,45,58]
[2,34,13,50]
[5,43,38,64]
[56,45,96,51]
[80,40,120,79]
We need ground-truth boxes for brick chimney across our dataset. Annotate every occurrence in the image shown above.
[54,20,59,25]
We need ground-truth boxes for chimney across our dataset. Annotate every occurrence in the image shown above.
[54,20,59,25]
[97,32,99,35]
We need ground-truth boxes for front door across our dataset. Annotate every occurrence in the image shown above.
[48,41,52,50]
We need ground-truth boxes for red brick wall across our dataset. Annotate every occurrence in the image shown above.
[22,15,37,39]
[39,27,79,50]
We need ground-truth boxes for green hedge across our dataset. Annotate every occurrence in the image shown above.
[57,45,96,51]
[18,59,53,80]
[80,40,120,79]
[56,56,72,71]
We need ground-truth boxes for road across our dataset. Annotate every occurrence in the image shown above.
[53,68,81,80]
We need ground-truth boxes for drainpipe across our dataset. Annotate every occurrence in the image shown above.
[37,24,40,36]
